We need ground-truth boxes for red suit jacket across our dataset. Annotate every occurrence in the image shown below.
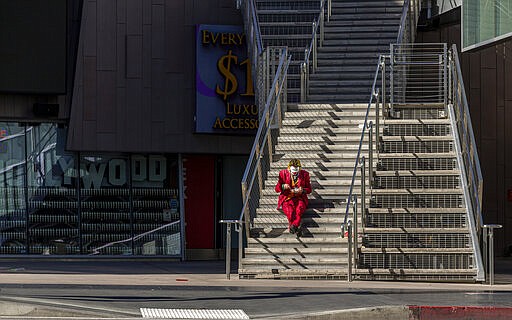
[275,169,312,209]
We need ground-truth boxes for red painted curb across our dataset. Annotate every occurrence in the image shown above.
[409,306,512,320]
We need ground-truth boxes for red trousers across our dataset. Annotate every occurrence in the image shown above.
[282,197,306,228]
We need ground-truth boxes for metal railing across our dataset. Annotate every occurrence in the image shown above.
[390,43,448,112]
[300,0,330,103]
[342,55,388,281]
[239,0,264,111]
[237,47,291,272]
[396,0,420,45]
[448,44,485,282]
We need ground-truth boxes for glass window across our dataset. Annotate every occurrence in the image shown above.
[26,124,79,255]
[80,155,131,255]
[463,0,512,51]
[0,123,27,254]
[131,155,181,256]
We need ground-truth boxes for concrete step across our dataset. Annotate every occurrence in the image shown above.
[330,1,403,8]
[289,103,370,111]
[283,111,369,118]
[329,13,402,21]
[330,7,403,15]
[308,87,373,95]
[281,118,365,127]
[323,38,396,46]
[323,25,399,33]
[275,144,369,152]
[309,79,375,87]
[241,257,347,267]
[258,198,347,209]
[325,18,401,27]
[306,95,369,103]
[277,135,372,143]
[245,247,349,258]
[238,268,349,279]
[278,127,371,136]
[256,207,347,215]
[253,216,347,225]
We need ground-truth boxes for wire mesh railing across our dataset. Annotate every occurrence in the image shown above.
[448,44,485,281]
[396,0,420,45]
[390,43,448,111]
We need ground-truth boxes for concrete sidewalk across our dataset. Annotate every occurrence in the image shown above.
[0,258,510,319]
[0,258,510,290]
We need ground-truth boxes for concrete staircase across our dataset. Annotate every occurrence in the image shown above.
[357,105,478,281]
[239,0,401,279]
[239,103,373,279]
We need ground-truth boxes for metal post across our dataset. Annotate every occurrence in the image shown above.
[368,122,374,187]
[238,221,243,272]
[347,221,353,282]
[220,220,241,280]
[482,224,502,285]
[381,58,387,116]
[300,62,306,103]
[320,4,325,47]
[327,0,331,21]
[375,89,380,150]
[312,22,318,72]
[360,157,366,230]
[352,196,358,267]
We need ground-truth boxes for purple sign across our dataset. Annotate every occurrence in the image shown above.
[195,24,257,134]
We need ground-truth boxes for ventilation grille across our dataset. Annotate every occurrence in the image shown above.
[367,213,466,228]
[359,253,472,269]
[364,233,470,248]
[372,194,463,208]
[375,175,460,189]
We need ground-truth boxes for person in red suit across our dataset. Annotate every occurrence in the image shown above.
[275,158,312,236]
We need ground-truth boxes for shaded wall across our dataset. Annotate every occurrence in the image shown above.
[417,23,512,255]
[67,0,253,154]
[0,0,83,122]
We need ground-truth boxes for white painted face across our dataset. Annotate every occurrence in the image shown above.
[290,166,300,176]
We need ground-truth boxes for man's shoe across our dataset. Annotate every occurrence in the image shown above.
[289,225,297,234]
[296,225,303,238]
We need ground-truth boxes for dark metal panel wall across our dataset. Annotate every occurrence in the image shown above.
[67,0,253,154]
[417,25,512,256]
[0,0,83,122]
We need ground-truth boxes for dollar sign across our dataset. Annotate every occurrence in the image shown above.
[216,50,238,101]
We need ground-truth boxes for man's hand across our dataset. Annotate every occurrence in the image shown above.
[296,187,303,194]
[282,184,291,190]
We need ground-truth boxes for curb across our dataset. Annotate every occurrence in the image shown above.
[409,306,512,320]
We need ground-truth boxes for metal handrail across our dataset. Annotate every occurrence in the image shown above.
[449,44,485,281]
[396,0,420,45]
[300,0,329,102]
[342,55,386,254]
[450,45,484,231]
[238,49,291,270]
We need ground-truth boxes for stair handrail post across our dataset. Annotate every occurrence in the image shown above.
[343,220,353,282]
[320,2,325,47]
[368,121,374,188]
[380,57,387,117]
[300,61,306,103]
[374,88,380,154]
[312,21,318,72]
[482,224,502,285]
[327,0,331,21]
[352,195,358,268]
[360,157,366,234]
